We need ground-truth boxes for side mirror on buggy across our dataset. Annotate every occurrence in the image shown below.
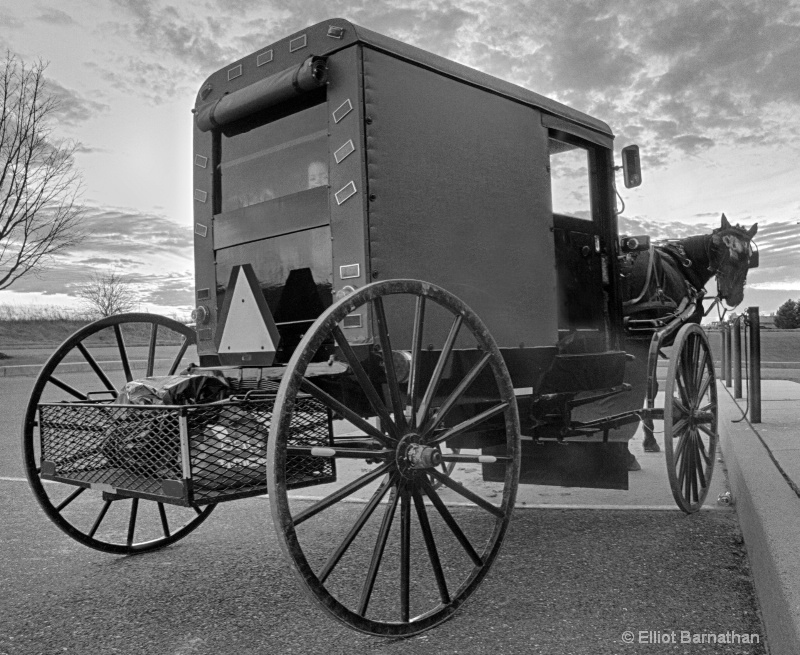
[620,235,650,252]
[621,144,642,188]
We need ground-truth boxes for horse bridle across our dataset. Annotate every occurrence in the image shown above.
[708,227,758,310]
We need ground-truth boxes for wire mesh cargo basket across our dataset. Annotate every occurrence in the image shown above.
[37,395,336,506]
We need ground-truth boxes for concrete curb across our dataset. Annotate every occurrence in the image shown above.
[0,359,175,378]
[718,383,800,655]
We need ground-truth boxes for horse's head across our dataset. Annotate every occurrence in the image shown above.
[710,213,758,307]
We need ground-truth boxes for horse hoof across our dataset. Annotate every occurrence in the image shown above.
[627,456,642,472]
[643,441,661,453]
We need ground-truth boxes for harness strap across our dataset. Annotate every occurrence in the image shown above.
[622,245,657,307]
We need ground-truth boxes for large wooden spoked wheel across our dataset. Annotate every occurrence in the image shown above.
[267,280,520,636]
[22,313,215,554]
[663,323,718,513]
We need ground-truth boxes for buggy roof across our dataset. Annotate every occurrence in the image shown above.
[198,18,614,142]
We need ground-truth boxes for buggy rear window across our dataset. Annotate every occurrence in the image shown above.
[219,97,328,213]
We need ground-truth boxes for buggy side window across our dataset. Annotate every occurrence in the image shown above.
[548,138,592,220]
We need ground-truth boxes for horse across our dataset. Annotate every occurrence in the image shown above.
[621,214,758,456]
[568,214,758,469]
[621,213,758,321]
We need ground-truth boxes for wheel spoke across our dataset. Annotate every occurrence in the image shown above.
[422,352,492,436]
[113,324,133,383]
[412,486,451,604]
[126,498,139,548]
[318,476,394,583]
[56,486,85,511]
[399,484,411,623]
[292,462,392,526]
[416,316,463,428]
[674,432,689,462]
[287,445,393,459]
[429,402,509,446]
[428,469,505,518]
[168,336,191,376]
[421,478,483,566]
[158,502,170,538]
[407,296,426,429]
[695,438,708,489]
[146,323,158,377]
[48,376,89,401]
[670,414,690,438]
[87,500,113,538]
[688,434,699,502]
[675,370,692,409]
[76,343,116,393]
[357,484,400,617]
[373,297,407,432]
[697,423,718,441]
[299,379,391,446]
[695,346,709,391]
[332,326,398,439]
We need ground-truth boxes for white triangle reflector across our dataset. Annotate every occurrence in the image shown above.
[216,265,280,365]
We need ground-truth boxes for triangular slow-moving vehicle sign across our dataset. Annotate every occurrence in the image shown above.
[216,264,281,366]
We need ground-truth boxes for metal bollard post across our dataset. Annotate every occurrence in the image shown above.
[747,307,761,423]
[732,316,743,399]
[723,324,732,387]
[720,326,727,385]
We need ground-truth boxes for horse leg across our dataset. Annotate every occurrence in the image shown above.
[642,415,661,452]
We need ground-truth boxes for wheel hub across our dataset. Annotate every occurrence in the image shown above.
[395,433,442,476]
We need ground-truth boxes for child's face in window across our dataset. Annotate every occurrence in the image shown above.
[308,161,328,188]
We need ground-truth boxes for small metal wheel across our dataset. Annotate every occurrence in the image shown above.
[663,323,718,513]
[22,313,215,554]
[267,280,520,636]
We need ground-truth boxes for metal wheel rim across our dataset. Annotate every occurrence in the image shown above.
[22,313,216,554]
[663,323,718,513]
[267,279,520,636]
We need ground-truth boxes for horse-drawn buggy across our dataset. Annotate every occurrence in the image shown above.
[23,19,759,636]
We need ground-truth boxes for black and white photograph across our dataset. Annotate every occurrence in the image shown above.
[1,2,799,653]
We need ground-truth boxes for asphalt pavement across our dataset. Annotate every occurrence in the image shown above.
[0,367,770,654]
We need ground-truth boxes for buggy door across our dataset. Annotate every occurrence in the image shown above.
[547,129,612,338]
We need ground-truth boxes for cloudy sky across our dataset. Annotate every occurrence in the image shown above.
[0,0,798,316]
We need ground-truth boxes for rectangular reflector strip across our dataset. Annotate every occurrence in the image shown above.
[333,99,353,123]
[343,314,362,328]
[340,264,360,279]
[334,140,355,164]
[257,50,274,66]
[289,35,307,52]
[335,182,357,205]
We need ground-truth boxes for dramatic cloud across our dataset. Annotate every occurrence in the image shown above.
[77,207,195,257]
[36,8,76,25]
[46,78,109,126]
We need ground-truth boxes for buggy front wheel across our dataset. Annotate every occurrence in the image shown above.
[267,279,520,636]
[663,323,718,513]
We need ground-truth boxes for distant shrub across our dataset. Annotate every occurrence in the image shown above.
[775,299,800,329]
[0,304,90,322]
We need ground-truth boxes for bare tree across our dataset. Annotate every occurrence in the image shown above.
[0,51,85,290]
[76,269,138,318]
